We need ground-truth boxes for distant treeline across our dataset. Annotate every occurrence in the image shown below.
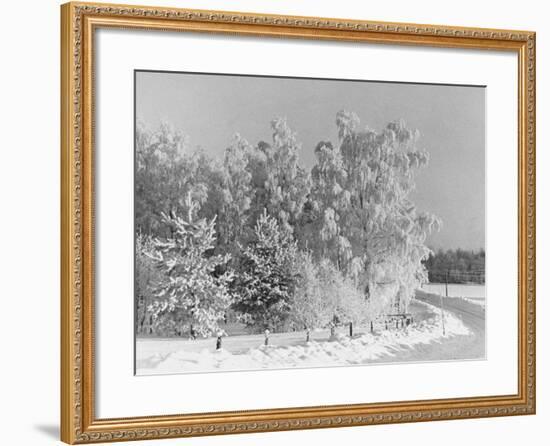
[423,248,485,284]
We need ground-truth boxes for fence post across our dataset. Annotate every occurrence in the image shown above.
[264,329,270,346]
[370,321,374,333]
[216,335,222,350]
[349,322,353,337]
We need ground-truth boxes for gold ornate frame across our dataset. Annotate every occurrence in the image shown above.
[60,2,536,444]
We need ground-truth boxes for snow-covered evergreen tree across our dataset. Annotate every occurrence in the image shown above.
[233,209,299,331]
[148,206,234,338]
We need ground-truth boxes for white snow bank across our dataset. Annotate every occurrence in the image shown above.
[137,301,470,375]
[460,297,486,308]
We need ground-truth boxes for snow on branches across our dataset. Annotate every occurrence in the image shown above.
[147,211,234,338]
[232,210,299,332]
[306,111,441,315]
[136,110,441,337]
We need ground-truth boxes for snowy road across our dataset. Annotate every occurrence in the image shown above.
[410,290,486,362]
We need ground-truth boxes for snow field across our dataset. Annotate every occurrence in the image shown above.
[422,283,485,299]
[137,300,470,375]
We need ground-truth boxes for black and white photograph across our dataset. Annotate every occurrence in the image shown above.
[134,70,486,375]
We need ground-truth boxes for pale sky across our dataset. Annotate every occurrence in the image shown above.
[136,70,485,251]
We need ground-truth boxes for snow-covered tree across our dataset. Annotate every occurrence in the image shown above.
[290,252,333,341]
[332,111,440,314]
[211,134,253,257]
[233,209,299,332]
[306,111,440,316]
[135,234,162,334]
[248,119,310,235]
[306,140,352,268]
[291,257,368,337]
[316,259,369,327]
[148,208,234,338]
[135,121,212,238]
[136,109,441,337]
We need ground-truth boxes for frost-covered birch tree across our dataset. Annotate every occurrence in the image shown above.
[203,134,253,257]
[332,110,440,314]
[307,140,352,269]
[248,119,310,235]
[135,121,210,238]
[316,259,369,328]
[290,252,333,341]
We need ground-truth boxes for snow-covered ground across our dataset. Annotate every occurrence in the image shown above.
[136,300,470,375]
[421,283,485,309]
[421,283,485,299]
